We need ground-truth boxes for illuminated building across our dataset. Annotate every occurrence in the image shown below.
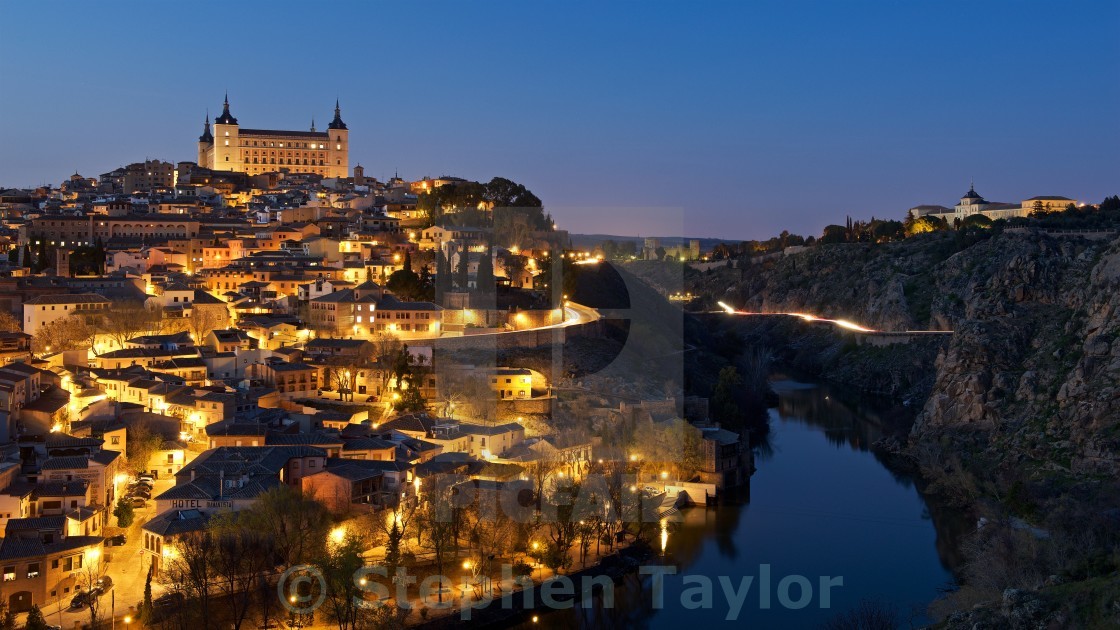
[197,94,349,178]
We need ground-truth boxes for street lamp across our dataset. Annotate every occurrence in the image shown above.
[329,526,345,546]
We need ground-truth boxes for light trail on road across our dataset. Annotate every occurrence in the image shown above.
[717,301,878,332]
[715,301,953,335]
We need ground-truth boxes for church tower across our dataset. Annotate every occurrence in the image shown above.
[326,99,349,178]
[212,93,240,172]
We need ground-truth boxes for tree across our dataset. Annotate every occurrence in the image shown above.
[32,316,94,354]
[126,419,164,475]
[959,213,993,230]
[390,345,428,412]
[161,529,216,628]
[318,530,370,630]
[0,311,19,333]
[903,214,949,237]
[23,605,49,630]
[820,224,849,244]
[711,365,743,424]
[455,249,470,290]
[97,301,163,350]
[140,563,154,622]
[113,496,135,527]
[79,546,107,629]
[418,480,458,604]
[434,249,452,299]
[242,485,331,568]
[186,304,230,343]
[386,251,429,301]
[209,512,276,630]
[370,334,404,400]
[475,248,495,295]
[0,602,14,630]
[383,519,403,578]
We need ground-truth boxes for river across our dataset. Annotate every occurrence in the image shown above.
[519,378,970,629]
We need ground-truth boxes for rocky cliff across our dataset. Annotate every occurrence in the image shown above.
[682,228,1120,489]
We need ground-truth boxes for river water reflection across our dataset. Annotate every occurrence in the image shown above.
[522,379,969,629]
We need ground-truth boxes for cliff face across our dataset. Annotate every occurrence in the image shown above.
[918,232,1120,480]
[687,229,1120,484]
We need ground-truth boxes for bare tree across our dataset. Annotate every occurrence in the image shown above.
[161,530,217,629]
[0,311,20,332]
[417,479,459,604]
[186,304,230,345]
[369,334,404,399]
[98,301,165,350]
[242,485,331,568]
[32,316,93,353]
[76,548,106,630]
[209,513,276,630]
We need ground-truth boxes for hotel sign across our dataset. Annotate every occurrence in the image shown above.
[169,499,234,509]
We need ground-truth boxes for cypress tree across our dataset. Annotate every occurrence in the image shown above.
[476,248,495,294]
[455,250,469,290]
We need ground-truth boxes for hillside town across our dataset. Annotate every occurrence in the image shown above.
[0,98,751,628]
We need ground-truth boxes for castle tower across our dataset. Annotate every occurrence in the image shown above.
[197,113,214,165]
[326,99,349,178]
[212,92,240,172]
[353,164,365,186]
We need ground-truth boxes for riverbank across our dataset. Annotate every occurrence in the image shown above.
[410,541,657,629]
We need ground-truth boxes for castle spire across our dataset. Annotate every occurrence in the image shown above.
[310,117,316,132]
[199,112,213,143]
[215,92,237,125]
[328,98,347,130]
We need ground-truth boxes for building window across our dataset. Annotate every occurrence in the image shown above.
[26,563,39,579]
[2,567,13,582]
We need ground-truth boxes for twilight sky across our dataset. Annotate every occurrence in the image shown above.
[1,0,1117,240]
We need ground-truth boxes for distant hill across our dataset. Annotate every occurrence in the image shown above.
[569,233,742,251]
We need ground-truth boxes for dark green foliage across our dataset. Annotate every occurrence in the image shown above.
[711,366,743,424]
[113,496,135,527]
[23,606,49,630]
[455,249,469,289]
[476,248,495,294]
[418,177,548,230]
[386,250,433,301]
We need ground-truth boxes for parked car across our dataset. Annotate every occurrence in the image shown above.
[70,590,91,609]
[131,497,148,508]
[128,487,151,498]
[138,474,155,484]
[153,591,185,610]
[149,591,185,622]
[95,576,113,591]
[107,533,127,546]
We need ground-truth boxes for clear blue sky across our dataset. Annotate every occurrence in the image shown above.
[1,1,1117,240]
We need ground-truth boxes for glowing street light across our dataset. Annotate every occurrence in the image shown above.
[329,526,345,546]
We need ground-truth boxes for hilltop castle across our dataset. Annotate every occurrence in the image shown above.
[197,94,349,178]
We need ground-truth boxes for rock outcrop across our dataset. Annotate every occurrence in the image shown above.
[684,228,1120,485]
